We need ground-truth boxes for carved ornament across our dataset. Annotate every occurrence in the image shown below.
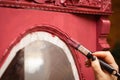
[97,17,111,50]
[0,0,111,15]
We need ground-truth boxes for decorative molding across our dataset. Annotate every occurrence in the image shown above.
[0,0,112,15]
[97,17,110,50]
[0,25,85,80]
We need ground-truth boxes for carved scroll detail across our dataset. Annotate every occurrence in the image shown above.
[0,0,112,15]
[101,0,111,11]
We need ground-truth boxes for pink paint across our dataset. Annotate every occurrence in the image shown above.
[0,0,111,79]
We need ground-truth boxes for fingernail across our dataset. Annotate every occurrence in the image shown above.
[91,56,96,61]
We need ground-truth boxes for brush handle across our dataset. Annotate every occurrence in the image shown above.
[67,38,120,77]
[77,44,120,77]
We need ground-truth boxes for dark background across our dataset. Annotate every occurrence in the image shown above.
[108,0,120,78]
[109,0,120,48]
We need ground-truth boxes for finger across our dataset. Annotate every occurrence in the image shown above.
[91,57,104,75]
[91,57,118,80]
[92,51,118,72]
[92,51,115,64]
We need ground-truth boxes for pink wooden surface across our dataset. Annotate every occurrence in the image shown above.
[0,6,110,80]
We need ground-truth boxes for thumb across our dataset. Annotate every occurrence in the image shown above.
[91,57,104,75]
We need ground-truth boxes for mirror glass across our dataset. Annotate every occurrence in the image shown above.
[1,40,76,80]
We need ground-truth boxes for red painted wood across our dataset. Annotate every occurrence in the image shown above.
[97,17,111,50]
[0,0,112,15]
[0,6,110,80]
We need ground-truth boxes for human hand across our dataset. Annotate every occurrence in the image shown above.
[85,51,118,80]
